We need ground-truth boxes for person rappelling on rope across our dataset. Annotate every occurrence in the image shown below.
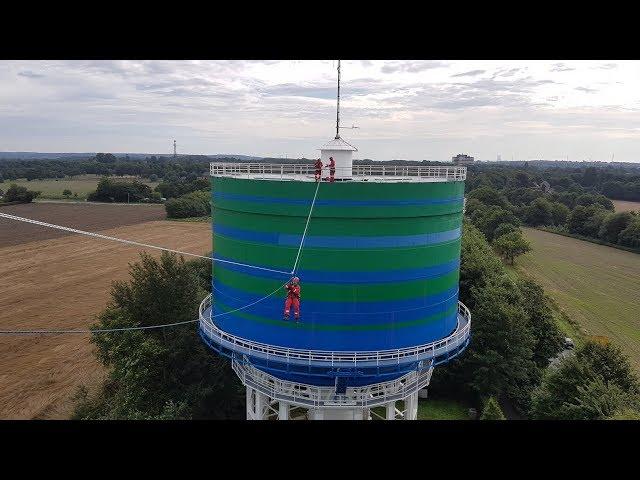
[314,158,323,182]
[327,156,336,183]
[283,276,301,322]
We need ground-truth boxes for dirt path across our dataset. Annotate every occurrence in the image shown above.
[0,220,211,419]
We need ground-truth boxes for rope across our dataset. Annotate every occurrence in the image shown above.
[0,183,320,335]
[0,212,210,260]
[291,180,320,275]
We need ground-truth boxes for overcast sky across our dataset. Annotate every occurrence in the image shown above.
[1,60,639,162]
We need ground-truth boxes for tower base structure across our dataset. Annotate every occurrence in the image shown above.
[236,358,430,420]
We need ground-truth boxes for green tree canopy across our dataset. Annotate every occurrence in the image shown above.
[492,230,532,265]
[480,397,506,420]
[74,252,244,420]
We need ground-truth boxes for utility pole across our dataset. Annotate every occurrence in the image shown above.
[336,60,341,139]
[173,140,177,158]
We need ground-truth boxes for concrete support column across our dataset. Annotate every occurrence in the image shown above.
[278,401,290,420]
[386,401,396,420]
[246,386,254,420]
[404,392,418,420]
[310,409,324,420]
[254,391,267,420]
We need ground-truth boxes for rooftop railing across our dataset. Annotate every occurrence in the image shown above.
[210,163,466,182]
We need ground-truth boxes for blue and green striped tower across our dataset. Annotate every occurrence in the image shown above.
[199,158,471,420]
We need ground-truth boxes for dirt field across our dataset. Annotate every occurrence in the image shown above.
[519,228,640,371]
[613,199,640,213]
[0,202,166,247]
[0,206,211,419]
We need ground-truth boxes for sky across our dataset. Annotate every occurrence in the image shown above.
[0,60,639,162]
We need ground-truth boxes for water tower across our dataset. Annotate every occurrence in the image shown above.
[198,61,471,420]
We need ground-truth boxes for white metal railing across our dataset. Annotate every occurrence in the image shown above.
[198,294,471,367]
[209,163,466,182]
[233,357,434,409]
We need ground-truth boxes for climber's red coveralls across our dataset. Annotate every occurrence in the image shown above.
[283,281,301,321]
[314,158,323,182]
[328,157,336,183]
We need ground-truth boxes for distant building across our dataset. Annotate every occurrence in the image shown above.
[452,154,474,166]
[497,154,502,162]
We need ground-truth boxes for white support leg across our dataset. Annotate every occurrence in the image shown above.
[246,386,254,420]
[278,401,290,420]
[310,409,324,420]
[254,391,267,420]
[386,401,396,420]
[404,392,418,420]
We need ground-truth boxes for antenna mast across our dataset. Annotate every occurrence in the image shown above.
[336,60,341,139]
[173,140,177,158]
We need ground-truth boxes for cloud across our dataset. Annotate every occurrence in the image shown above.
[575,86,597,93]
[381,61,447,74]
[550,63,575,72]
[598,63,618,70]
[451,70,486,78]
[17,70,44,78]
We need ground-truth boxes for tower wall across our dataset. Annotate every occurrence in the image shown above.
[211,177,464,353]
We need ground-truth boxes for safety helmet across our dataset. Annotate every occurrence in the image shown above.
[292,276,300,284]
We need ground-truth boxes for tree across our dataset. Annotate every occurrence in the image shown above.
[3,183,40,203]
[62,189,72,198]
[480,397,506,420]
[523,197,554,226]
[165,190,210,218]
[492,222,519,239]
[467,186,511,209]
[530,338,640,420]
[493,230,532,264]
[567,205,607,237]
[549,201,570,226]
[74,252,244,419]
[598,211,634,243]
[471,205,520,241]
[618,219,640,248]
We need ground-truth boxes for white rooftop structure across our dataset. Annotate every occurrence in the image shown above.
[318,137,358,181]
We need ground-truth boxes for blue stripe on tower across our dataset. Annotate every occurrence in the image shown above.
[214,255,460,283]
[213,280,459,315]
[213,224,461,248]
[213,191,464,206]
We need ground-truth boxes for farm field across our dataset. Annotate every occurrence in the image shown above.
[519,227,640,371]
[0,202,167,247]
[0,203,211,419]
[612,199,640,213]
[1,175,160,200]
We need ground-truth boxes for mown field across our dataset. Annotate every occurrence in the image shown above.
[1,175,159,200]
[613,199,640,213]
[518,227,640,371]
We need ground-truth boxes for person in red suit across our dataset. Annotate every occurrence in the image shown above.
[314,158,323,182]
[283,277,301,322]
[328,156,336,183]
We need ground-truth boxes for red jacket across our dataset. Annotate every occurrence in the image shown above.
[328,159,335,169]
[314,159,322,170]
[285,284,301,299]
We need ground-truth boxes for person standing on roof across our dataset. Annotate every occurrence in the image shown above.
[328,156,336,183]
[283,276,301,323]
[314,158,323,182]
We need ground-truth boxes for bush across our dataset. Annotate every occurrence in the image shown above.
[165,191,211,218]
[3,183,40,203]
[480,397,506,420]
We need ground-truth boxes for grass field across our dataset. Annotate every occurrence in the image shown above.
[369,398,469,420]
[613,199,640,213]
[1,175,159,200]
[518,227,640,370]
